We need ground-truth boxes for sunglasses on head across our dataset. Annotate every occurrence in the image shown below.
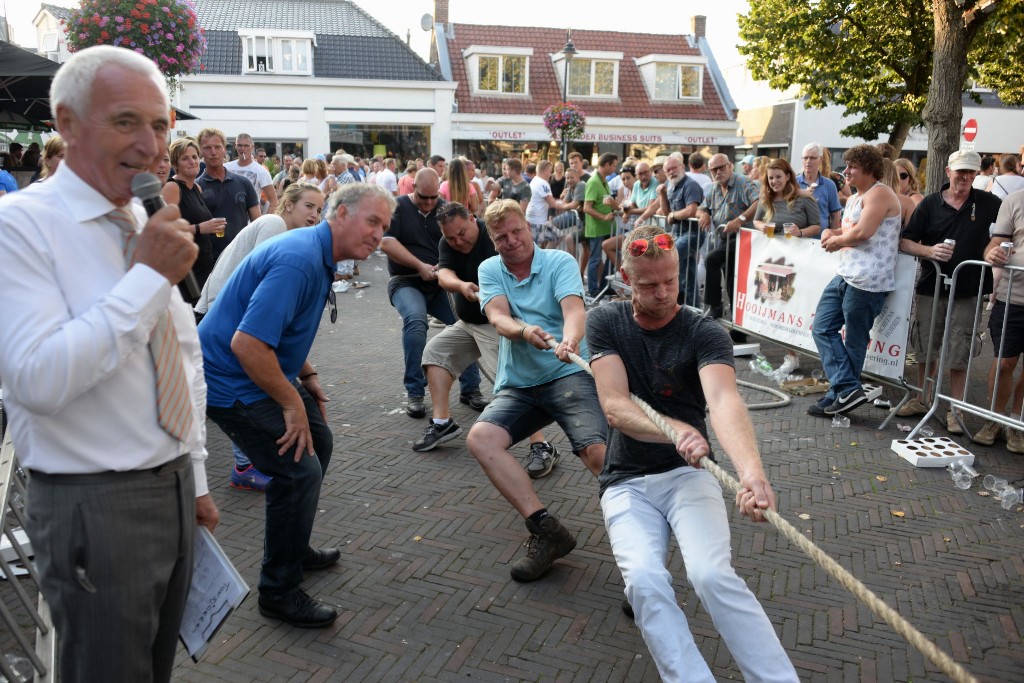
[627,232,674,257]
[898,172,909,180]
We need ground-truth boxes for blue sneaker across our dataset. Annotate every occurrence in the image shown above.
[231,465,272,492]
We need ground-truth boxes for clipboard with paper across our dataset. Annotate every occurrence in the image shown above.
[179,526,250,661]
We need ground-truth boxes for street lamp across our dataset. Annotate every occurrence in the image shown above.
[560,29,576,164]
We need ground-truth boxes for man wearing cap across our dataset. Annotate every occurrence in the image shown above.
[740,155,756,177]
[896,150,1002,434]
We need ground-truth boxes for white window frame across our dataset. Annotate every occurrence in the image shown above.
[635,54,706,102]
[238,30,316,76]
[552,50,622,100]
[463,45,532,97]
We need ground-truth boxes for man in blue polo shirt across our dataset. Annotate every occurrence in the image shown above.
[796,142,841,234]
[200,183,396,628]
[468,199,607,583]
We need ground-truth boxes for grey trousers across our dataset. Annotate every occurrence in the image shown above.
[26,454,195,683]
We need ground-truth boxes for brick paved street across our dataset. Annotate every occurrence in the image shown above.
[165,249,1024,682]
[4,249,1023,682]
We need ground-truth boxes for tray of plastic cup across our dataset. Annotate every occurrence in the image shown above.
[891,437,975,468]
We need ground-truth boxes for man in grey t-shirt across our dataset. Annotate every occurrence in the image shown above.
[588,224,795,683]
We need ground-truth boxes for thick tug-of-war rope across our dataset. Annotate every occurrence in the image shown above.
[549,339,978,683]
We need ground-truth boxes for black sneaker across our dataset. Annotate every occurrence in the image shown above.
[824,387,867,415]
[459,390,489,411]
[621,598,635,620]
[302,546,341,571]
[258,589,337,628]
[509,515,577,582]
[525,442,560,479]
[807,395,832,418]
[412,419,462,452]
[406,395,426,418]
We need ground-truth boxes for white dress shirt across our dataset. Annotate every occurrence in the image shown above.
[0,164,209,495]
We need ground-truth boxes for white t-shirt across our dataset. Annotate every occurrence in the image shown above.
[374,168,398,193]
[526,176,553,225]
[836,183,901,292]
[224,160,273,193]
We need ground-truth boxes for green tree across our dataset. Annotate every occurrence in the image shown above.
[923,0,1023,191]
[738,0,934,152]
[738,0,1022,172]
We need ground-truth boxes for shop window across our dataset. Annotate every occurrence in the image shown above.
[240,31,314,75]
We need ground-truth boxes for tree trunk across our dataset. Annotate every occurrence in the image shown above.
[887,121,911,157]
[921,1,979,194]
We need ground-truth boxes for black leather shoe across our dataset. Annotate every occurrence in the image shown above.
[459,390,489,411]
[302,546,341,571]
[258,589,337,628]
[406,395,426,418]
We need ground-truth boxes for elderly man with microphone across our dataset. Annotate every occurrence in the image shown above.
[0,45,218,682]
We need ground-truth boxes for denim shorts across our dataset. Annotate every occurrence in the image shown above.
[477,370,607,453]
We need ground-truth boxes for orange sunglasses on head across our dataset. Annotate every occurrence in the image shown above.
[627,232,673,257]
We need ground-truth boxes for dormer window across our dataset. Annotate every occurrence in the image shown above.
[552,50,622,99]
[464,45,532,96]
[239,30,316,76]
[636,54,705,102]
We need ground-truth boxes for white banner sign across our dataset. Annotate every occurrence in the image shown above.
[731,229,915,380]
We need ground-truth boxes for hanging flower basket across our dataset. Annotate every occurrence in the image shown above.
[543,102,587,141]
[63,0,207,88]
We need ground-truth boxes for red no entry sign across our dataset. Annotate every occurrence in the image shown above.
[963,118,978,142]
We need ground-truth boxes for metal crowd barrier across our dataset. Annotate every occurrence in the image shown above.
[0,415,56,683]
[877,258,945,430]
[910,259,1024,440]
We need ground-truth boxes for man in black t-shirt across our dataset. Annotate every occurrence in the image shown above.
[381,169,483,418]
[587,225,796,682]
[897,150,1002,433]
[415,203,558,475]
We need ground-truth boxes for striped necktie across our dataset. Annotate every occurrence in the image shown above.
[109,206,194,442]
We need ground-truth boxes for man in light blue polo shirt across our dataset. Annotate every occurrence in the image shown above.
[469,199,607,583]
[200,183,396,628]
[796,142,841,235]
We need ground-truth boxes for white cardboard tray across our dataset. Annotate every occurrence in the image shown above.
[891,437,975,468]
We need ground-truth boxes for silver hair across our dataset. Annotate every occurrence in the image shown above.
[325,182,397,220]
[51,45,166,119]
[802,142,823,158]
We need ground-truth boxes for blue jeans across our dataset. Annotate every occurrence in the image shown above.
[675,229,707,307]
[207,383,332,597]
[231,441,251,468]
[390,283,480,397]
[601,468,798,682]
[587,236,610,296]
[812,276,889,400]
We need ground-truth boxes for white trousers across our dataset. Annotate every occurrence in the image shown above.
[600,467,798,683]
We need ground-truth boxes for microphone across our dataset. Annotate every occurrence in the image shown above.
[131,173,200,300]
